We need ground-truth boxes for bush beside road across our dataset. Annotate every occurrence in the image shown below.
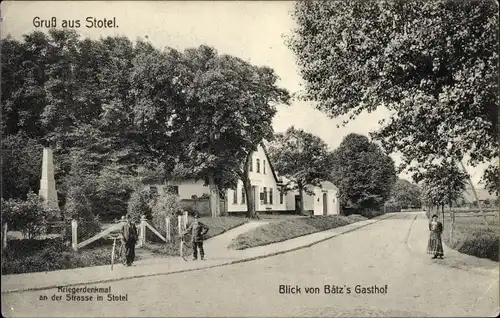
[228,214,368,250]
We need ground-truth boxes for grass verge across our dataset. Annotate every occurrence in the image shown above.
[442,214,499,262]
[229,214,368,250]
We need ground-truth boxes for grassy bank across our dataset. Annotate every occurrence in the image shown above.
[2,217,247,274]
[442,214,499,262]
[229,214,368,250]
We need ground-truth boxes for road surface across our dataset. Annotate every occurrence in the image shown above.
[2,212,499,317]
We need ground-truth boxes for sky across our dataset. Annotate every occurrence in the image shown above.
[1,1,492,189]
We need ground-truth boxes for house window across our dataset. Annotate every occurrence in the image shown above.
[149,186,158,195]
[269,188,273,205]
[233,188,238,204]
[263,187,267,204]
[166,186,179,195]
[256,159,260,173]
[249,157,253,172]
[263,160,266,174]
[241,187,246,204]
[280,189,284,204]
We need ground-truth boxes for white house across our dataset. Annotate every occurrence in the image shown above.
[225,143,287,213]
[144,143,340,215]
[144,143,287,214]
[284,180,340,216]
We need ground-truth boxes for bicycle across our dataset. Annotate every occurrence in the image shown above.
[107,233,123,270]
[180,233,193,261]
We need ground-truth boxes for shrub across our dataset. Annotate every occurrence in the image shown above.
[1,238,114,274]
[62,176,102,242]
[63,174,98,221]
[94,167,138,221]
[1,191,52,239]
[151,191,181,233]
[127,188,155,222]
[359,209,385,218]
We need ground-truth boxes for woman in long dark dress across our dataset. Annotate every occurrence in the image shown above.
[427,214,444,259]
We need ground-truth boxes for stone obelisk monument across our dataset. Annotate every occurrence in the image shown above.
[39,147,60,213]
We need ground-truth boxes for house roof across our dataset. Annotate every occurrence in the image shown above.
[259,142,281,185]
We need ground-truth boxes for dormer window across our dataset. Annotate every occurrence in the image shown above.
[256,159,260,173]
[263,160,266,174]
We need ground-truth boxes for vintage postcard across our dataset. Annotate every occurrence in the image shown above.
[1,1,499,317]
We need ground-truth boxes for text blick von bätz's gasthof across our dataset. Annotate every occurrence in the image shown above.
[33,16,118,29]
[279,284,389,295]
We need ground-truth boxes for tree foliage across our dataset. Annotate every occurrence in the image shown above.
[329,133,397,210]
[416,161,467,207]
[2,29,289,219]
[170,45,290,217]
[390,178,422,209]
[288,0,499,194]
[1,191,51,240]
[267,126,331,214]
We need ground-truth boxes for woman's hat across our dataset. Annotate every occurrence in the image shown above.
[431,214,438,218]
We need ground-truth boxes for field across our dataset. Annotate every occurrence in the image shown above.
[442,212,499,262]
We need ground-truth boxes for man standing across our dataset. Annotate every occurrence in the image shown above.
[121,216,138,266]
[183,213,209,260]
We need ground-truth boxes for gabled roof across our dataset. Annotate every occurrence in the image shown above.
[259,142,282,185]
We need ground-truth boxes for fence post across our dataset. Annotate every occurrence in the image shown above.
[165,217,171,242]
[183,211,188,230]
[2,222,8,249]
[178,215,183,235]
[139,215,147,247]
[71,219,78,251]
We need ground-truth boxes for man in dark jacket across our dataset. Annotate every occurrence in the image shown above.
[121,216,138,266]
[183,213,209,260]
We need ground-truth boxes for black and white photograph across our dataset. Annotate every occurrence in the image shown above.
[1,1,499,317]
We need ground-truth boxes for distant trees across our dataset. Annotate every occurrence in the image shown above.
[288,0,499,195]
[390,179,422,209]
[329,134,397,213]
[267,127,331,215]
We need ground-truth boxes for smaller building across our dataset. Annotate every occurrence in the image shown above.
[284,180,340,216]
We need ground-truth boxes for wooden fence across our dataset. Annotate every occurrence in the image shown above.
[72,212,190,251]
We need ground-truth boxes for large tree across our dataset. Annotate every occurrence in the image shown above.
[329,133,397,212]
[169,45,290,218]
[288,0,499,195]
[267,126,331,215]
